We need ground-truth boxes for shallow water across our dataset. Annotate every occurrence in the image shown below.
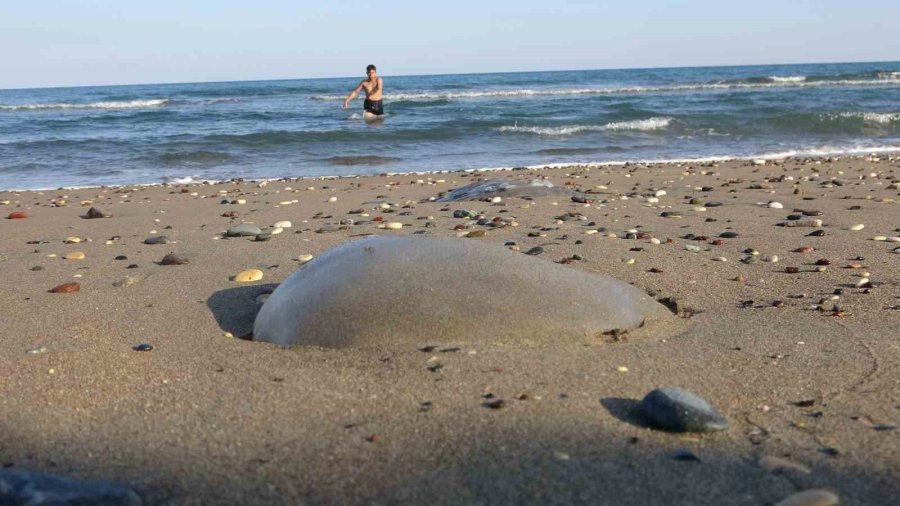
[2,61,899,189]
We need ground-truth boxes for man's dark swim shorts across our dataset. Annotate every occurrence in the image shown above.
[364,99,384,116]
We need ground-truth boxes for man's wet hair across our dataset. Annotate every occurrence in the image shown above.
[366,64,376,73]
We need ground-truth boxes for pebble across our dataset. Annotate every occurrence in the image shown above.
[7,211,27,219]
[855,278,870,288]
[273,220,292,228]
[849,223,865,231]
[768,202,784,209]
[64,237,82,244]
[64,252,85,260]
[160,253,189,265]
[298,254,314,263]
[254,233,271,242]
[762,255,779,263]
[384,222,403,230]
[143,235,171,245]
[235,269,264,282]
[758,456,811,474]
[719,231,739,238]
[524,246,544,256]
[226,224,263,237]
[650,238,661,245]
[328,196,338,202]
[782,219,823,228]
[49,282,80,293]
[638,387,729,432]
[684,244,703,252]
[83,206,111,219]
[133,343,154,351]
[886,237,900,242]
[774,490,839,506]
[713,256,727,262]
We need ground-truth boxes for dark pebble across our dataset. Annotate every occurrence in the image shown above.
[719,231,739,238]
[160,253,188,265]
[808,230,827,237]
[133,343,154,352]
[143,235,171,245]
[638,387,729,433]
[114,255,128,260]
[30,266,43,271]
[524,246,544,256]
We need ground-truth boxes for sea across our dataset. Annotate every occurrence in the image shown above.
[2,61,900,190]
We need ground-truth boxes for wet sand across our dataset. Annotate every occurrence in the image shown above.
[1,156,898,505]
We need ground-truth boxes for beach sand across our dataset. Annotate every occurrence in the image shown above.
[1,157,898,505]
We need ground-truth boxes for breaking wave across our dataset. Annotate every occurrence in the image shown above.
[0,98,170,111]
[497,117,673,136]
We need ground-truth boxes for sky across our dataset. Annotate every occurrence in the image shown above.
[2,0,899,89]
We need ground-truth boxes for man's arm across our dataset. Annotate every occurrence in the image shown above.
[342,82,365,109]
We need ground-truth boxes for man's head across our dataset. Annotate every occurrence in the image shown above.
[366,64,377,78]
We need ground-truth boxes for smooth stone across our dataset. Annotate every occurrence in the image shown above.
[768,202,784,209]
[64,236,82,244]
[270,227,284,235]
[638,387,729,433]
[384,222,403,230]
[226,224,263,237]
[83,206,111,219]
[160,253,188,265]
[719,231,739,238]
[849,223,865,231]
[0,469,141,506]
[297,254,314,263]
[143,235,171,245]
[254,233,272,242]
[273,220,292,228]
[775,490,839,506]
[781,219,822,228]
[235,269,264,282]
[759,456,811,474]
[254,236,673,348]
[64,251,85,260]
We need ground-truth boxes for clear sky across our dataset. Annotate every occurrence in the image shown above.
[2,0,899,89]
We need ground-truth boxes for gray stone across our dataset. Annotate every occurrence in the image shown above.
[254,236,672,348]
[0,469,142,505]
[143,235,170,245]
[225,224,263,237]
[638,387,729,433]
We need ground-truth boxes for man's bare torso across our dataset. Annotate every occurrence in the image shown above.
[361,78,383,101]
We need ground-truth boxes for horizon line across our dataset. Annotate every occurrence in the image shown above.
[2,58,899,92]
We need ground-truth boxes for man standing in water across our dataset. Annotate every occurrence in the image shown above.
[342,64,384,119]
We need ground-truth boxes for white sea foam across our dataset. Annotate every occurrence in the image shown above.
[832,112,900,124]
[769,75,807,83]
[497,117,673,136]
[311,77,900,102]
[0,98,169,111]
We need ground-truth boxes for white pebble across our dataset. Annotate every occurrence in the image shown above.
[270,227,283,235]
[713,256,727,262]
[849,223,865,231]
[855,278,870,288]
[762,255,779,263]
[654,190,666,197]
[384,222,403,230]
[328,196,338,202]
[273,220,292,228]
[650,238,661,245]
[768,202,784,209]
[490,196,502,203]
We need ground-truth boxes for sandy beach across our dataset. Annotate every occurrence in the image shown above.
[1,156,899,505]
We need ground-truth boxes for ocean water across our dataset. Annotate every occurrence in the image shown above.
[2,61,900,190]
